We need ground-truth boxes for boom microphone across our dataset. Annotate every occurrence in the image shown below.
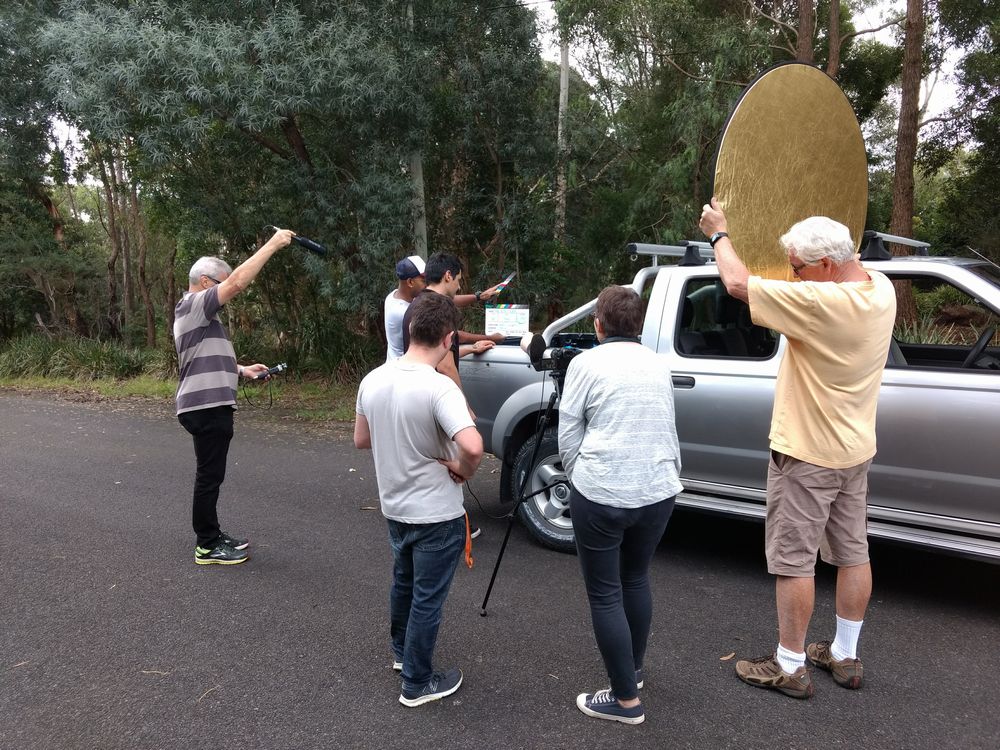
[291,235,327,256]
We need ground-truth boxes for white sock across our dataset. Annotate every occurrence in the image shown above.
[831,615,864,661]
[776,643,806,674]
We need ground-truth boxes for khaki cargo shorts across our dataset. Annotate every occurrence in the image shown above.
[765,451,872,577]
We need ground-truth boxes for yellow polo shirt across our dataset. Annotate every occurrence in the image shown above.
[748,271,896,469]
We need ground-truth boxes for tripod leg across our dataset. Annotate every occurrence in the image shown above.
[479,509,520,616]
[479,389,560,616]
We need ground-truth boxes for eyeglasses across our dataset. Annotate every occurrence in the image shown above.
[789,260,817,277]
[203,275,222,285]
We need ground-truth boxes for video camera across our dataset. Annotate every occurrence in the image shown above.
[519,333,582,374]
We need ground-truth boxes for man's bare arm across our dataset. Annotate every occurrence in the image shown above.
[353,414,372,449]
[699,197,750,303]
[450,425,484,479]
[217,229,295,305]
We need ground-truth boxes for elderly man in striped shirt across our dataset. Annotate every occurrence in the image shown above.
[174,227,294,565]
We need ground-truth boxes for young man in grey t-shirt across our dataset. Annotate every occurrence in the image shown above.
[355,292,483,707]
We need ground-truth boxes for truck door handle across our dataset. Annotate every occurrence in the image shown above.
[672,375,695,389]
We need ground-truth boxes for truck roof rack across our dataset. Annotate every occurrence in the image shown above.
[627,241,715,267]
[861,231,931,260]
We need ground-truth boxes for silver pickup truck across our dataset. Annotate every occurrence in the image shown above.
[460,236,1000,561]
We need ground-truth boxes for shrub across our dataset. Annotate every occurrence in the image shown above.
[0,334,176,380]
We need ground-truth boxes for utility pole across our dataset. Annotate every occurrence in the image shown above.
[408,2,427,258]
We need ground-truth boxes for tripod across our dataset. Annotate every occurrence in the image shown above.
[480,371,565,616]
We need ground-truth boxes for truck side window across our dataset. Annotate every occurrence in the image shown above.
[888,275,1000,370]
[676,279,778,359]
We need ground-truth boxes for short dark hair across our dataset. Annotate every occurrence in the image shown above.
[595,286,643,338]
[408,291,459,347]
[425,252,463,284]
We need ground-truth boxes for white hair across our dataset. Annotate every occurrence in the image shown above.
[188,256,232,285]
[779,217,856,264]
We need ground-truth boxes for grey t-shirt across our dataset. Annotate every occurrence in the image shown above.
[173,285,238,415]
[558,341,683,508]
[356,360,475,523]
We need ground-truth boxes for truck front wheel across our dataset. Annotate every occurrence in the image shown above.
[509,428,576,553]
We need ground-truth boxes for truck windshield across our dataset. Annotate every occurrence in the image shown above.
[968,263,1000,291]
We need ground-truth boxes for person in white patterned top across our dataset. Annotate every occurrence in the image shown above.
[559,285,682,725]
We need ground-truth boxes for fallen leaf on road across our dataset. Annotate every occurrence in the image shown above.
[141,670,170,675]
[12,661,29,668]
[720,652,736,661]
[360,506,378,511]
[198,685,220,702]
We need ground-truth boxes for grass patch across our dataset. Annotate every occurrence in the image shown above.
[0,375,174,398]
[0,375,360,422]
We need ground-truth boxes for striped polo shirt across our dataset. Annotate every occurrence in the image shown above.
[173,285,238,415]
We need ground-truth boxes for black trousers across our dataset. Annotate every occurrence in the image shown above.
[570,487,675,701]
[178,406,235,547]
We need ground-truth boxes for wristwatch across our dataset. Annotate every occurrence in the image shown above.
[474,290,483,302]
[709,231,729,247]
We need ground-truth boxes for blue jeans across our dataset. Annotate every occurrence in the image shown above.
[387,516,465,692]
[570,488,675,700]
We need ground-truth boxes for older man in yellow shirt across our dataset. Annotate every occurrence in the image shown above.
[700,199,896,699]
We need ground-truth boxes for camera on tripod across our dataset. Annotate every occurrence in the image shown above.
[519,332,582,377]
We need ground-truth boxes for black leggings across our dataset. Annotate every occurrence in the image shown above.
[570,487,675,700]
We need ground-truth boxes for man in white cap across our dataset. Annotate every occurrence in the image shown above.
[385,255,427,361]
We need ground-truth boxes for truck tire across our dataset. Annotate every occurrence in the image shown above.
[509,427,576,554]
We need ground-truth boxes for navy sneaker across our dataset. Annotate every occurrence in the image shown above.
[399,668,463,707]
[194,541,248,566]
[576,688,644,725]
[219,531,249,550]
[470,527,482,539]
[392,659,403,673]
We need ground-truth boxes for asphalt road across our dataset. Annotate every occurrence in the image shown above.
[1,392,998,750]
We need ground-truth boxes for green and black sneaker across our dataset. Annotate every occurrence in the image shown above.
[219,531,249,551]
[195,540,248,565]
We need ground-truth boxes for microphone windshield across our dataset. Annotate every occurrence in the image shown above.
[292,235,327,256]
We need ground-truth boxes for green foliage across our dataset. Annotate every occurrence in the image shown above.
[894,318,960,345]
[913,283,970,317]
[0,0,996,379]
[0,334,176,380]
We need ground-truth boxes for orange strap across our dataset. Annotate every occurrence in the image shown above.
[464,513,474,569]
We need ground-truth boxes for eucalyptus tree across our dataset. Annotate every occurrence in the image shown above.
[919,0,1000,263]
[40,1,556,361]
[553,0,903,267]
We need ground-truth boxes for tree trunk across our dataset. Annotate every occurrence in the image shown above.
[797,0,816,63]
[555,34,569,244]
[889,0,925,324]
[280,116,314,171]
[111,152,136,320]
[166,239,178,341]
[28,183,65,246]
[93,143,122,338]
[826,0,842,77]
[130,182,156,348]
[406,2,427,259]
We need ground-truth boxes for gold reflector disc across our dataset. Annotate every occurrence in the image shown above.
[714,63,868,279]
